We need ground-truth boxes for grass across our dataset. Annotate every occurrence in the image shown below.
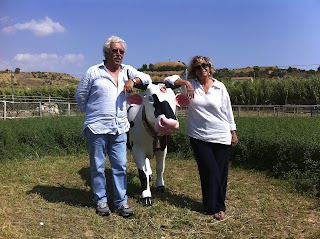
[0,154,319,239]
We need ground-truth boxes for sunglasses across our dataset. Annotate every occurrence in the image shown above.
[194,63,210,71]
[111,48,125,55]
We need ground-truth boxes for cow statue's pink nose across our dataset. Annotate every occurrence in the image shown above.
[155,116,179,135]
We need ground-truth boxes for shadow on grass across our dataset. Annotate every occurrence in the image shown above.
[148,187,203,213]
[27,184,92,207]
[27,166,202,213]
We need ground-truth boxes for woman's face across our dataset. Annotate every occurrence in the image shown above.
[193,61,210,78]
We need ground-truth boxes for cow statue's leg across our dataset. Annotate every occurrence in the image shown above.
[132,147,153,206]
[154,148,167,193]
[145,157,153,181]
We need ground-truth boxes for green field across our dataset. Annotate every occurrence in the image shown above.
[0,155,319,239]
[0,116,319,238]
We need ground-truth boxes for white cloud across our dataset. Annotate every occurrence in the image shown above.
[62,54,85,65]
[0,16,10,25]
[2,16,65,36]
[0,53,85,73]
[14,53,59,62]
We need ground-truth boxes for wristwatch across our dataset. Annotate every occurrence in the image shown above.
[130,78,137,85]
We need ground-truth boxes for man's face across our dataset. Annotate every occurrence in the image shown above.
[108,42,125,66]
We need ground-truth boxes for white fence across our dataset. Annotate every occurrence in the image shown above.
[176,105,320,117]
[232,105,320,117]
[0,95,81,120]
[1,95,320,120]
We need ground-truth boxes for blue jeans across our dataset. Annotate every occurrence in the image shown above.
[85,128,128,207]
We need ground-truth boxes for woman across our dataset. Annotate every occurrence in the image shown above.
[164,56,238,220]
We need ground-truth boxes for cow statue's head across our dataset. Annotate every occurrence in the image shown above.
[127,83,189,135]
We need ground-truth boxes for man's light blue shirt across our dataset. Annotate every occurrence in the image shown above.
[75,62,152,135]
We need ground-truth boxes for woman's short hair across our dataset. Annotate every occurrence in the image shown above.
[103,35,127,60]
[187,56,215,79]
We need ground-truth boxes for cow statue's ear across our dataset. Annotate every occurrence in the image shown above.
[176,94,190,107]
[127,94,143,105]
[134,84,148,91]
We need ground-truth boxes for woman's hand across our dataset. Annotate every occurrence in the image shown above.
[185,81,194,99]
[231,131,238,146]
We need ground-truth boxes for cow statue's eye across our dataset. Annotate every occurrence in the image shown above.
[148,95,154,103]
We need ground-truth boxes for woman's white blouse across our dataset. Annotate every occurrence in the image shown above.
[165,76,236,145]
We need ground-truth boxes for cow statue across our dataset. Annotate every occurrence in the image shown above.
[127,82,189,206]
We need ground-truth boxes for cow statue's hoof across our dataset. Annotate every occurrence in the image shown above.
[156,186,166,193]
[140,197,152,206]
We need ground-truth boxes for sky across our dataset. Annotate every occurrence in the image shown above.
[1,0,320,78]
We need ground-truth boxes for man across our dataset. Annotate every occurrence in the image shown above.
[75,35,152,217]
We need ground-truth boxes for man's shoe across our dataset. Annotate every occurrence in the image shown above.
[96,202,111,216]
[118,204,133,218]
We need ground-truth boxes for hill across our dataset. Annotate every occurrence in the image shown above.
[0,63,283,87]
[153,61,186,68]
[0,71,80,88]
[232,66,279,73]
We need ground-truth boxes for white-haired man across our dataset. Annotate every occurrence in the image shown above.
[75,35,152,217]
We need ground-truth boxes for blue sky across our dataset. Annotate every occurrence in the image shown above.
[1,0,320,78]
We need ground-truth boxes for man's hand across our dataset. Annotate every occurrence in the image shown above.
[124,79,135,95]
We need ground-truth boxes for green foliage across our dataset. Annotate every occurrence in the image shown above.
[167,118,193,158]
[226,75,320,105]
[1,116,319,196]
[231,117,320,196]
[0,85,77,99]
[139,64,186,72]
[170,116,320,197]
[0,116,87,160]
[142,64,148,70]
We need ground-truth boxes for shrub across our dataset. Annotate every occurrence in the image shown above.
[0,115,319,196]
[0,116,86,160]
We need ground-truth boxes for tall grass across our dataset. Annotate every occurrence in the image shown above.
[0,115,319,196]
[0,116,86,160]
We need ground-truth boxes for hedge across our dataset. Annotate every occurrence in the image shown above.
[0,116,319,197]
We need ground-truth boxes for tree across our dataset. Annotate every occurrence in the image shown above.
[149,64,154,71]
[142,64,148,70]
[14,68,21,73]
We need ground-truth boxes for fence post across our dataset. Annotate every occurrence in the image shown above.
[68,103,71,116]
[4,101,6,120]
[39,102,42,117]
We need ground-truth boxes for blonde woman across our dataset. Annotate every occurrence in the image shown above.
[164,56,238,220]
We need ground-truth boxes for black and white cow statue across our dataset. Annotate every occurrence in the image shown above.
[127,83,189,206]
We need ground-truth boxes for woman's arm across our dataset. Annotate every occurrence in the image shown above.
[164,75,194,98]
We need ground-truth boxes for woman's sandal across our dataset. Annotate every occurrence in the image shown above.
[214,211,225,220]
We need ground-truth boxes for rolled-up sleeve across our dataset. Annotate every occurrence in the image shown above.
[163,75,180,85]
[126,65,152,85]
